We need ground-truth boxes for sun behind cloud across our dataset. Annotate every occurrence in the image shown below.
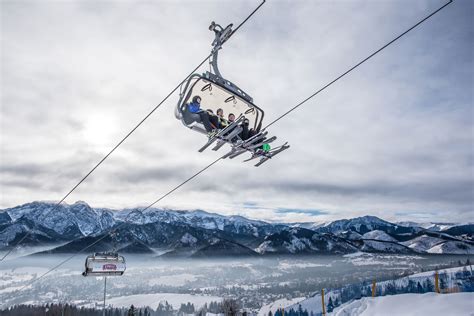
[82,111,120,149]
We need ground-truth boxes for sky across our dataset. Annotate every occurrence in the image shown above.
[1,0,473,224]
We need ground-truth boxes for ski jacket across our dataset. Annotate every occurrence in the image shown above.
[188,102,201,113]
[219,117,228,128]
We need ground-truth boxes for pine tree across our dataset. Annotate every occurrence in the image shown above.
[298,304,303,315]
[417,281,424,293]
[128,305,136,316]
[327,297,334,313]
[425,278,434,292]
[440,272,447,290]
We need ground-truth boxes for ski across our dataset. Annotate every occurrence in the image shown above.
[243,152,261,162]
[212,139,227,151]
[245,136,277,150]
[211,125,243,151]
[241,131,268,148]
[228,148,248,159]
[255,143,290,167]
[198,116,244,153]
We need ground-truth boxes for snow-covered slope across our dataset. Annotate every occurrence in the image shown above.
[330,292,474,316]
[427,240,474,254]
[362,230,397,242]
[4,201,115,237]
[360,240,412,253]
[396,221,458,232]
[258,297,306,316]
[96,293,222,310]
[314,216,417,236]
[255,228,358,255]
[337,230,362,240]
[118,208,276,237]
[284,265,473,315]
[401,235,444,252]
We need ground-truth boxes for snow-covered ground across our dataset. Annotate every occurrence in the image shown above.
[258,297,306,316]
[278,261,331,270]
[283,265,473,314]
[1,254,469,311]
[103,293,222,309]
[148,274,200,287]
[330,292,474,316]
[409,265,471,278]
[343,252,423,266]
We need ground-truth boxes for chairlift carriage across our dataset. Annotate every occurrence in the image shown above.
[175,22,289,167]
[82,251,125,315]
[82,252,126,277]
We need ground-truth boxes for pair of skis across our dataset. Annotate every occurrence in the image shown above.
[198,116,289,167]
[245,142,290,167]
[198,115,245,153]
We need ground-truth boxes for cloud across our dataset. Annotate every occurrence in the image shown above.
[1,0,472,223]
[275,208,329,216]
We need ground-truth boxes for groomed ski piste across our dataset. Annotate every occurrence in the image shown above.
[258,265,474,316]
[329,292,473,316]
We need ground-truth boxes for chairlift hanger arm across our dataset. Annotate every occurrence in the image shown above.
[209,22,233,51]
[209,22,233,78]
[205,21,255,104]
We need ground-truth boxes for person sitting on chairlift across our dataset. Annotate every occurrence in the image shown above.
[240,118,250,140]
[217,108,228,129]
[206,109,220,130]
[188,95,217,134]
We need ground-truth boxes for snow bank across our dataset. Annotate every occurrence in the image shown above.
[330,292,474,316]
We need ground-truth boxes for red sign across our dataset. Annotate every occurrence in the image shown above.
[103,264,117,270]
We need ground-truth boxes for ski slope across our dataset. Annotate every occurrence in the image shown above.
[330,292,474,316]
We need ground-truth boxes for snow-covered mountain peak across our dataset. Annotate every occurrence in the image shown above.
[2,201,472,256]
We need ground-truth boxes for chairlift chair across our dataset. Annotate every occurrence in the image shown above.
[82,252,126,277]
[175,21,289,166]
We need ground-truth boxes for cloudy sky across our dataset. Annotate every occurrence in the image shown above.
[1,0,472,223]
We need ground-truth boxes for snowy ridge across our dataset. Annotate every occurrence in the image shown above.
[401,235,445,252]
[1,201,473,256]
[427,241,474,254]
[314,216,395,234]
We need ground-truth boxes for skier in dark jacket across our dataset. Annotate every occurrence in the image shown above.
[239,118,250,140]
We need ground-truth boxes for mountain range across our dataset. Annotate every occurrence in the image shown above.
[0,201,472,257]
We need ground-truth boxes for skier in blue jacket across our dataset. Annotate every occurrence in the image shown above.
[188,95,217,134]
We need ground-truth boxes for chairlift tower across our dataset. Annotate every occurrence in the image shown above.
[82,252,126,316]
